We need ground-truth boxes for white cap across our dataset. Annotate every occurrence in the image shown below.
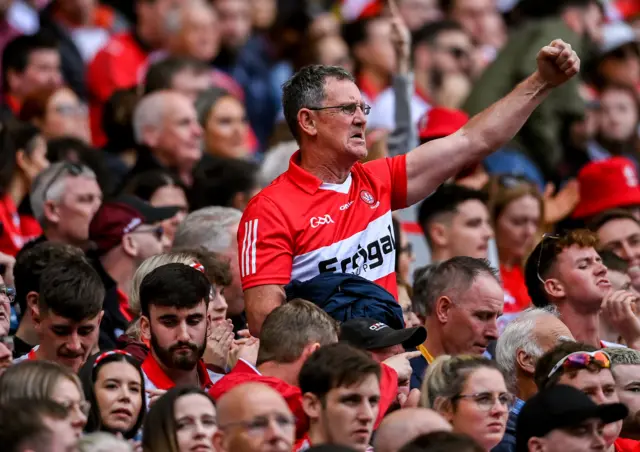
[600,21,637,54]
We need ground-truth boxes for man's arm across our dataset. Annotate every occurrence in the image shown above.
[244,285,286,337]
[405,40,580,206]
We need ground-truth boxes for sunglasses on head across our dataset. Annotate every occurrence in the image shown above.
[547,351,611,380]
[43,162,84,199]
[536,233,560,284]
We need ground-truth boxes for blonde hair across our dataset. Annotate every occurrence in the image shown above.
[485,175,544,224]
[0,360,83,404]
[420,355,503,410]
[77,432,133,452]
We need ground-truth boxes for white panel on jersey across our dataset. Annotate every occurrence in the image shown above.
[319,174,352,194]
[291,211,396,283]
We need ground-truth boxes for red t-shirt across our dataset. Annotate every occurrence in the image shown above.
[0,195,41,256]
[210,359,398,438]
[141,352,217,393]
[86,32,150,146]
[616,438,639,452]
[238,151,407,299]
[501,264,531,314]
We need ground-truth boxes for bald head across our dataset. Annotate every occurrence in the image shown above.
[373,408,452,452]
[214,383,295,452]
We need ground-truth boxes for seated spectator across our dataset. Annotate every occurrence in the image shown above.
[130,90,203,187]
[144,56,212,103]
[417,184,493,262]
[516,385,627,452]
[374,408,453,452]
[0,360,89,438]
[142,386,217,452]
[213,382,295,452]
[493,307,574,452]
[605,347,640,444]
[13,254,104,372]
[296,343,381,451]
[173,207,245,322]
[87,0,181,146]
[524,229,631,348]
[195,88,252,159]
[190,157,261,211]
[410,257,504,389]
[19,86,91,143]
[139,263,221,393]
[121,248,230,362]
[88,196,174,347]
[78,350,146,440]
[1,32,62,118]
[420,355,511,451]
[399,431,484,452]
[29,162,103,251]
[0,398,77,452]
[591,210,640,292]
[485,175,543,314]
[0,121,49,256]
[572,157,640,221]
[12,242,85,358]
[534,342,623,450]
[124,170,189,247]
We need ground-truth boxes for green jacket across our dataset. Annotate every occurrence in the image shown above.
[463,18,587,181]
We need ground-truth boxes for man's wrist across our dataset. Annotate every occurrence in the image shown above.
[529,71,553,96]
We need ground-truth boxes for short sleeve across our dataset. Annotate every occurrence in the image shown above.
[238,196,294,290]
[362,155,408,211]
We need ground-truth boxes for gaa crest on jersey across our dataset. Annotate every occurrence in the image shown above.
[360,190,375,205]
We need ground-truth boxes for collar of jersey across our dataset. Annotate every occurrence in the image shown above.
[287,150,355,195]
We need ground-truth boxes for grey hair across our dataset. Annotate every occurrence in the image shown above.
[281,64,355,142]
[30,162,97,226]
[260,140,298,185]
[173,207,242,252]
[604,347,640,367]
[77,432,133,452]
[132,92,168,145]
[164,0,215,35]
[411,257,499,317]
[495,306,561,393]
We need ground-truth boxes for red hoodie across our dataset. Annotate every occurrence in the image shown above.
[209,360,398,438]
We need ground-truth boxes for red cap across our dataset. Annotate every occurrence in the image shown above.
[572,157,640,219]
[89,195,178,254]
[418,107,469,142]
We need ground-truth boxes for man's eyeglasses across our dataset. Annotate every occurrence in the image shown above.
[308,102,371,116]
[0,284,15,305]
[219,412,296,436]
[43,162,84,199]
[547,351,611,380]
[0,335,13,352]
[58,400,92,417]
[536,233,560,284]
[453,392,515,411]
[129,225,164,242]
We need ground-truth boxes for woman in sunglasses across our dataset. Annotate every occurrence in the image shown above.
[485,175,544,316]
[534,341,623,452]
[78,350,146,441]
[420,355,512,451]
[142,386,217,452]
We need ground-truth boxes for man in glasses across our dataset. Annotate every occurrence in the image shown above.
[28,162,102,253]
[238,11,580,335]
[604,347,640,447]
[88,195,178,348]
[213,382,296,452]
[516,384,627,452]
[297,343,381,452]
[534,342,624,450]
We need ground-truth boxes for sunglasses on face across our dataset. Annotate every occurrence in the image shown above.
[547,351,611,380]
[308,102,371,116]
[0,284,15,305]
[129,225,164,241]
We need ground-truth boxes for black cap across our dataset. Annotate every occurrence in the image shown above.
[117,195,180,224]
[516,385,628,452]
[339,317,427,350]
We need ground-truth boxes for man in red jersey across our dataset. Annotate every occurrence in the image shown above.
[237,2,582,335]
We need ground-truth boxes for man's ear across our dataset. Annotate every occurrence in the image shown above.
[297,109,318,138]
[299,342,321,363]
[26,291,39,314]
[96,310,105,326]
[302,392,322,419]
[429,222,448,248]
[140,315,152,342]
[212,430,227,452]
[141,125,161,149]
[43,200,60,225]
[544,278,565,299]
[122,234,138,257]
[435,296,453,324]
[527,436,545,452]
[31,303,42,333]
[516,348,536,375]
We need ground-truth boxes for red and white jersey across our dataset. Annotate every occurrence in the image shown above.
[238,151,407,298]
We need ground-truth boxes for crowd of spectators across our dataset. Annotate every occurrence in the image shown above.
[2,0,640,452]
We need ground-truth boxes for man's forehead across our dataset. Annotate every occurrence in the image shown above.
[322,78,362,103]
[455,199,489,218]
[151,303,206,316]
[557,245,599,263]
[600,218,640,239]
[48,313,99,326]
[612,363,640,381]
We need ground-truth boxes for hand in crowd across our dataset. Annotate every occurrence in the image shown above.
[601,290,640,349]
[383,350,421,385]
[146,388,167,407]
[397,388,421,409]
[542,180,580,225]
[536,40,580,87]
[388,0,411,74]
[204,319,235,371]
[229,336,260,369]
